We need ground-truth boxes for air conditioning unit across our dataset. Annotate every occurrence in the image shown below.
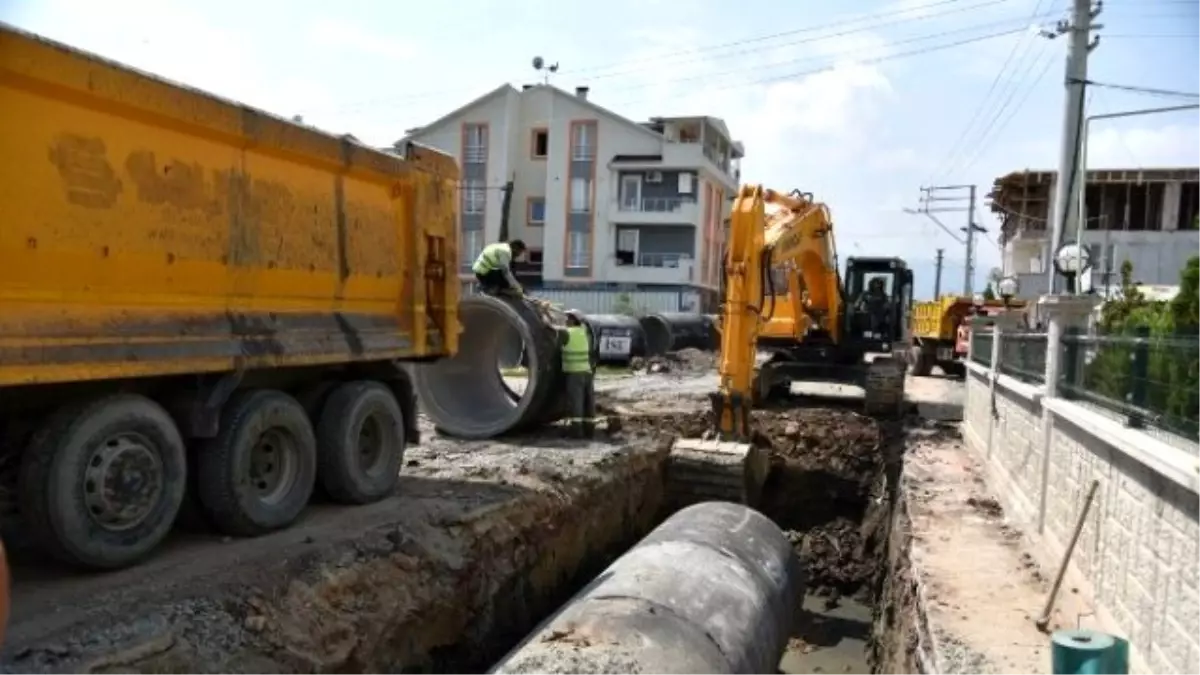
[646,171,664,183]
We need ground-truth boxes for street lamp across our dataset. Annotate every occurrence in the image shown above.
[1053,242,1092,294]
[997,275,1019,308]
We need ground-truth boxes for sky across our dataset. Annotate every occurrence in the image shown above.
[2,0,1197,299]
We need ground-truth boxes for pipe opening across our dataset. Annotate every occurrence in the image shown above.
[639,316,673,356]
[414,296,547,438]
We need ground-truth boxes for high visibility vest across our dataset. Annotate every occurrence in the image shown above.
[562,325,592,373]
[472,242,510,275]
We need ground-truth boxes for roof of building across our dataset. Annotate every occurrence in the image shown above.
[401,83,667,146]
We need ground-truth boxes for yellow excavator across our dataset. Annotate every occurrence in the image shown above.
[687,185,912,445]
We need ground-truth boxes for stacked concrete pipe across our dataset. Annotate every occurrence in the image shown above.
[576,313,646,366]
[491,501,803,674]
[639,312,717,356]
[413,295,569,438]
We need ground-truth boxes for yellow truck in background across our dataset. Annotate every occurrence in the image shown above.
[907,296,1025,378]
[0,24,459,569]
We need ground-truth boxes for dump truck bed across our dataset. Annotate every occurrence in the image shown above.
[0,23,459,387]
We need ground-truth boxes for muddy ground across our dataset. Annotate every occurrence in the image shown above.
[1,361,965,674]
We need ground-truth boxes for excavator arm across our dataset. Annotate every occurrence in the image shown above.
[711,186,842,441]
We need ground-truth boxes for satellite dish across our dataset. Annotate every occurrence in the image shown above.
[532,56,544,70]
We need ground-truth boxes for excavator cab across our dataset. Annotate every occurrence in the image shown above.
[842,257,913,354]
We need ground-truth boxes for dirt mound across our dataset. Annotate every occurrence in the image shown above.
[629,348,716,376]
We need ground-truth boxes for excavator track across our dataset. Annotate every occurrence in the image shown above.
[862,356,907,417]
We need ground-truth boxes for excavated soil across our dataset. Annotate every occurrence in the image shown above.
[629,347,717,376]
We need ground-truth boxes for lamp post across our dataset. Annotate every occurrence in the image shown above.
[1074,103,1200,294]
[1053,242,1093,295]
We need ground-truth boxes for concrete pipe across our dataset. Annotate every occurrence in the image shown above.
[577,314,646,366]
[491,501,804,674]
[413,295,567,439]
[639,312,715,356]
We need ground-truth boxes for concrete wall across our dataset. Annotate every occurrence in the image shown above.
[964,359,1200,673]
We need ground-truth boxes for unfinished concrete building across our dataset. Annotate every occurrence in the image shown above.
[988,167,1200,298]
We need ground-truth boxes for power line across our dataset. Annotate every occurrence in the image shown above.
[923,0,1058,184]
[952,42,1057,174]
[588,12,1063,98]
[1104,32,1200,38]
[563,0,987,76]
[316,0,1020,115]
[575,0,1015,82]
[1075,78,1200,99]
[607,27,1031,108]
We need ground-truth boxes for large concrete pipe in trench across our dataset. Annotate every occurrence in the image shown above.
[491,501,804,674]
[413,295,568,438]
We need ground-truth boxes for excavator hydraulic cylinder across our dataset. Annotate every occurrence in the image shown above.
[490,501,803,674]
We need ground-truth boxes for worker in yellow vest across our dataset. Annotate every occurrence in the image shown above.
[560,310,597,438]
[472,239,528,297]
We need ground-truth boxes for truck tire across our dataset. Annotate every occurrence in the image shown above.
[315,381,405,504]
[17,395,187,569]
[196,390,317,536]
[941,361,966,378]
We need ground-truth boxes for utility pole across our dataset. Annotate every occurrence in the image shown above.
[912,185,987,296]
[934,249,944,299]
[964,185,979,297]
[1045,0,1102,294]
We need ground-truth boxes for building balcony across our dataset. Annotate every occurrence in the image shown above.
[610,197,699,225]
[604,253,694,284]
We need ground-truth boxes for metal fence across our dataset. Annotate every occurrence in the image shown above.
[998,332,1049,385]
[970,327,993,367]
[1059,326,1200,443]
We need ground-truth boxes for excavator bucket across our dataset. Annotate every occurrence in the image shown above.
[666,436,771,510]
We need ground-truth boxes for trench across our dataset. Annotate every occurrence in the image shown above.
[396,393,919,675]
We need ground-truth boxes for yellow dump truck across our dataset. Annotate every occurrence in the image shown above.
[0,24,459,569]
[907,296,979,378]
[907,296,1025,378]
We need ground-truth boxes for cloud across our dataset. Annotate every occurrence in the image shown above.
[1087,124,1200,168]
[1012,123,1200,169]
[307,18,421,62]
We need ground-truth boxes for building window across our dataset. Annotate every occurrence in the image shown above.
[461,180,486,214]
[570,177,592,213]
[531,129,548,159]
[678,172,694,195]
[464,124,486,164]
[528,197,546,225]
[620,174,642,211]
[461,229,483,266]
[567,231,590,269]
[571,122,595,161]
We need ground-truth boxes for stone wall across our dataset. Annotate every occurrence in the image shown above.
[964,362,1199,673]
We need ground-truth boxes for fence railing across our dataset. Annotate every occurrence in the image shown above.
[998,332,1049,385]
[1059,326,1199,443]
[970,327,993,367]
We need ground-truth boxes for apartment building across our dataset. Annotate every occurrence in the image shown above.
[988,167,1199,298]
[398,83,742,311]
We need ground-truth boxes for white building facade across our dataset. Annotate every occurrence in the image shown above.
[989,167,1200,298]
[400,84,742,312]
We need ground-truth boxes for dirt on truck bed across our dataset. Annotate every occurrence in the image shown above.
[610,396,897,600]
